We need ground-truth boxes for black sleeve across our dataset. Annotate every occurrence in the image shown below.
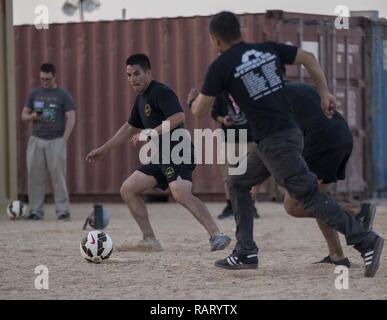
[25,90,35,109]
[267,41,298,65]
[211,95,226,121]
[156,89,183,119]
[127,102,144,129]
[201,62,224,97]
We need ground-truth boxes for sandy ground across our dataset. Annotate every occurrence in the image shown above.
[1,200,387,300]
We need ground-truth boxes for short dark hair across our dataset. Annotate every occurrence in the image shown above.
[210,11,242,43]
[40,63,56,75]
[126,53,151,71]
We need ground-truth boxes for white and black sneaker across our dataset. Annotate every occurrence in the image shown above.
[362,236,384,278]
[215,253,258,270]
[357,202,377,231]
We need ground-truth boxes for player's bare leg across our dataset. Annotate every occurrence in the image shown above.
[169,177,231,251]
[284,185,346,261]
[118,170,162,251]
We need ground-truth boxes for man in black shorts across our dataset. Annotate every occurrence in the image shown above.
[190,11,383,277]
[245,79,376,268]
[86,53,230,252]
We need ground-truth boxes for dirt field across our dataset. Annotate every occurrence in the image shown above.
[1,200,387,300]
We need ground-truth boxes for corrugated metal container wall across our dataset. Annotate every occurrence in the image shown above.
[15,17,224,197]
[14,11,369,198]
[258,11,367,195]
[370,21,387,196]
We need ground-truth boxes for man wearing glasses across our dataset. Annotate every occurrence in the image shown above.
[21,63,76,221]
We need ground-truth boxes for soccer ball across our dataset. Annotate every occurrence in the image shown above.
[7,200,27,220]
[80,231,113,263]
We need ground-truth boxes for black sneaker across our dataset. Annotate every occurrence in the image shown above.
[361,236,384,278]
[25,212,43,220]
[313,255,350,268]
[217,202,233,219]
[215,253,258,270]
[57,212,70,221]
[357,202,376,231]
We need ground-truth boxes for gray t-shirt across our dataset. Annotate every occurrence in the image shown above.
[26,87,75,140]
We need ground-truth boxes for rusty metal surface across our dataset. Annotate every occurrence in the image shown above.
[14,11,369,198]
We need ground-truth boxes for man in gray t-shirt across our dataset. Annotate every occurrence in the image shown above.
[21,63,76,220]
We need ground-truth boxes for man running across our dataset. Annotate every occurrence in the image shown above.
[190,11,383,277]
[87,53,230,252]
[244,79,376,268]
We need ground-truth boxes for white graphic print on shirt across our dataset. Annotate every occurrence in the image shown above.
[234,49,282,100]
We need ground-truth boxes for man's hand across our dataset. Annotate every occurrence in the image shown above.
[320,91,336,119]
[86,147,107,163]
[223,116,234,127]
[131,133,142,146]
[250,185,260,200]
[131,130,156,146]
[187,88,199,106]
[30,112,42,121]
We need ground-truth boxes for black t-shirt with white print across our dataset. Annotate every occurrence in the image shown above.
[128,80,183,129]
[202,41,299,141]
[128,80,193,164]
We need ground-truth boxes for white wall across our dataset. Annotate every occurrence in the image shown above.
[13,0,387,25]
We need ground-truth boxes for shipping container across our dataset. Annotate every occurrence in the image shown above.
[362,18,387,197]
[14,11,375,200]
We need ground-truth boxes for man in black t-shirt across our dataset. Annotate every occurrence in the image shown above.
[189,11,383,277]
[241,80,376,267]
[86,54,230,253]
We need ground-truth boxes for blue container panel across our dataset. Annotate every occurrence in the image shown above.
[371,24,387,193]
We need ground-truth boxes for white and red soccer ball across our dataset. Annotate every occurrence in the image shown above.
[80,231,113,263]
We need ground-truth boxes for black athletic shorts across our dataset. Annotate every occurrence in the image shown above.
[303,142,353,184]
[137,163,196,190]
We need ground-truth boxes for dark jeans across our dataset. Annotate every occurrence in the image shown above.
[229,128,376,255]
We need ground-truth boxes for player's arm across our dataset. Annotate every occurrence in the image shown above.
[86,123,141,162]
[63,110,76,141]
[211,96,224,124]
[293,49,336,118]
[191,94,215,118]
[153,112,185,135]
[130,112,186,146]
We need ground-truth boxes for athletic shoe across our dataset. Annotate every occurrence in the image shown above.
[361,236,384,277]
[57,212,70,221]
[215,253,258,270]
[357,202,377,231]
[313,255,350,268]
[210,234,231,251]
[24,211,43,220]
[217,201,233,219]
